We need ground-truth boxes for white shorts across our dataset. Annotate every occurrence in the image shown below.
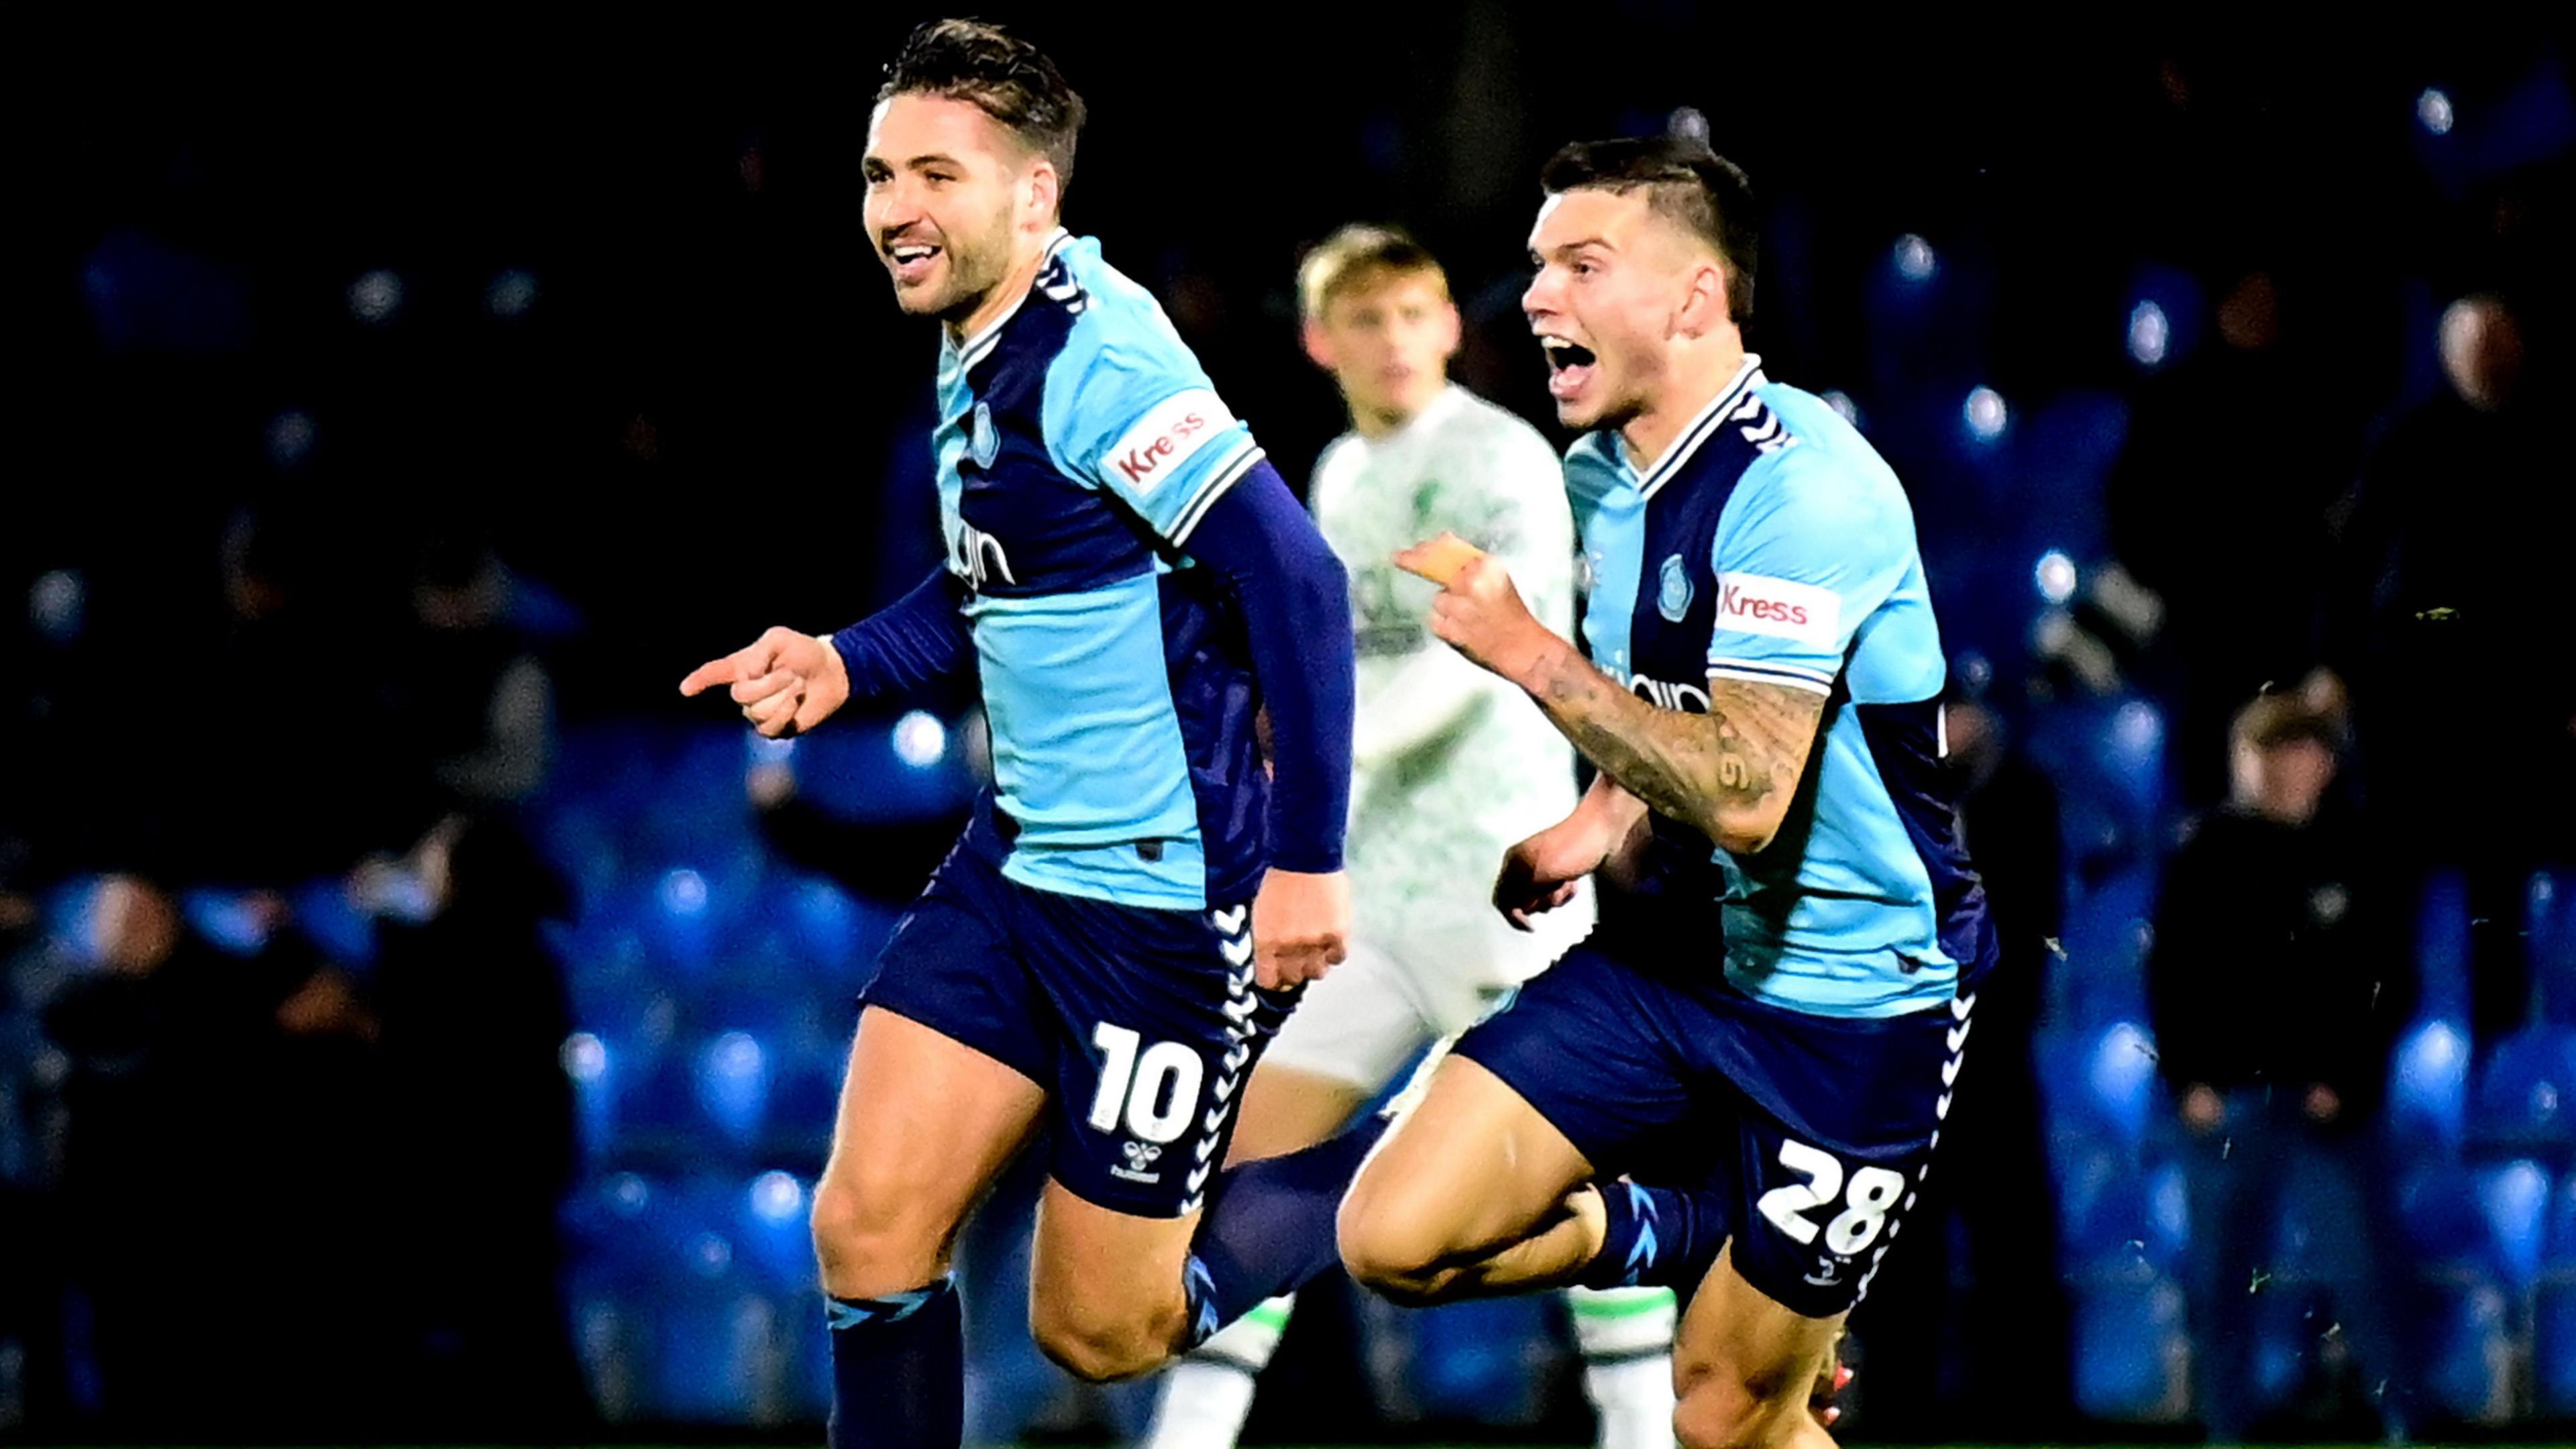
[1261,897,1589,1092]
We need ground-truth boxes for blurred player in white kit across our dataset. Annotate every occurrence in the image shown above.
[1142,225,1677,1449]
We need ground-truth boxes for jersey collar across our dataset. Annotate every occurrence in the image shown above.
[1629,352,1766,500]
[948,228,1074,373]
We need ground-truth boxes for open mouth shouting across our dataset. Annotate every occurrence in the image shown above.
[1539,333,1599,401]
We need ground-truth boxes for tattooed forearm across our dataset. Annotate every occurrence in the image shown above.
[1519,635,1826,853]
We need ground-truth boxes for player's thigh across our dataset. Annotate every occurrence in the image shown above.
[1337,1053,1594,1283]
[1342,943,1693,1279]
[813,841,1052,1297]
[812,1006,1044,1297]
[1233,937,1428,1163]
[1671,1241,1844,1449]
[1026,1177,1201,1380]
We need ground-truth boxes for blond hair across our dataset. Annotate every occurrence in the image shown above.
[1297,224,1450,321]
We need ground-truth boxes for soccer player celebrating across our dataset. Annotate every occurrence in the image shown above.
[1145,228,1679,1449]
[680,21,1364,1449]
[1338,138,1992,1449]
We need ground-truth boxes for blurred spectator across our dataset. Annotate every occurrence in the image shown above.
[39,873,395,1438]
[180,509,411,882]
[382,533,557,812]
[1851,689,2070,1438]
[365,813,592,1436]
[2146,686,2419,1440]
[2104,270,2370,808]
[2328,289,2575,1042]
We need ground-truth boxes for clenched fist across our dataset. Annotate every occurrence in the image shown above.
[1251,867,1350,991]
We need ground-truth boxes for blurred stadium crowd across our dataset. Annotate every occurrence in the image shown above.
[3,11,2573,1443]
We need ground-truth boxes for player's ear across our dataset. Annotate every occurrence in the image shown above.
[1301,315,1338,372]
[1677,258,1729,339]
[1433,298,1463,365]
[1023,158,1061,225]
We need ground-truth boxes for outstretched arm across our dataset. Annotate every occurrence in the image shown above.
[679,564,973,737]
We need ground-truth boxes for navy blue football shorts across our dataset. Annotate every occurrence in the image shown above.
[861,826,1291,1218]
[1451,936,1978,1318]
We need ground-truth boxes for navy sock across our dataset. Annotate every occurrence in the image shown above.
[1181,1112,1389,1346]
[1580,1179,1727,1294]
[826,1276,963,1449]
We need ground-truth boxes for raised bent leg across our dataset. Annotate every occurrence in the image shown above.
[1336,1054,1601,1304]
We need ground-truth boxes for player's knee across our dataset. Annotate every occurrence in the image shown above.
[1335,1192,1450,1305]
[808,1173,942,1295]
[1672,1359,1808,1449]
[1028,1293,1183,1383]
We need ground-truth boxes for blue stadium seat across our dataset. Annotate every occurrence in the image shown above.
[2472,1026,2576,1162]
[2054,1140,2152,1272]
[2476,1159,2551,1294]
[694,1030,775,1154]
[2086,1020,2161,1149]
[561,1030,618,1165]
[2068,1273,2187,1421]
[2388,1016,2471,1156]
[2399,1164,2498,1277]
[563,1174,665,1421]
[2551,1169,2576,1267]
[2247,1283,2328,1421]
[562,1175,792,1425]
[2418,1278,2514,1424]
[2059,871,2155,1025]
[2417,870,2473,1023]
[1405,1295,1554,1427]
[613,1050,708,1169]
[2532,871,2576,1025]
[765,1039,847,1164]
[732,1170,818,1289]
[2538,1278,2576,1415]
[644,857,768,975]
[2144,1157,2190,1271]
[646,1228,778,1424]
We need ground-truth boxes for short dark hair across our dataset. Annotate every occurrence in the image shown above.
[879,19,1086,193]
[1541,136,1758,321]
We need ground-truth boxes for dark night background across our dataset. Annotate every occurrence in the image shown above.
[3,7,2572,1442]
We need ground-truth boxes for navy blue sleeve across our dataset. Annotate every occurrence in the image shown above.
[828,566,975,699]
[1181,460,1354,874]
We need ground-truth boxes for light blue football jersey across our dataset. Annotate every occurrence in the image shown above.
[1564,356,1993,1018]
[932,230,1273,911]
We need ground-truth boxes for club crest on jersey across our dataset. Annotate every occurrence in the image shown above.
[1657,553,1694,622]
[969,402,999,469]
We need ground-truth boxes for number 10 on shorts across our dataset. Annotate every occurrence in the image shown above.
[1089,1023,1205,1145]
[1756,1140,1907,1256]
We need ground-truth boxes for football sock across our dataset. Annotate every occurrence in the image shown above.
[1580,1180,1727,1295]
[1139,1295,1294,1449]
[827,1276,963,1449]
[1181,1114,1388,1347]
[1565,1285,1678,1449]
